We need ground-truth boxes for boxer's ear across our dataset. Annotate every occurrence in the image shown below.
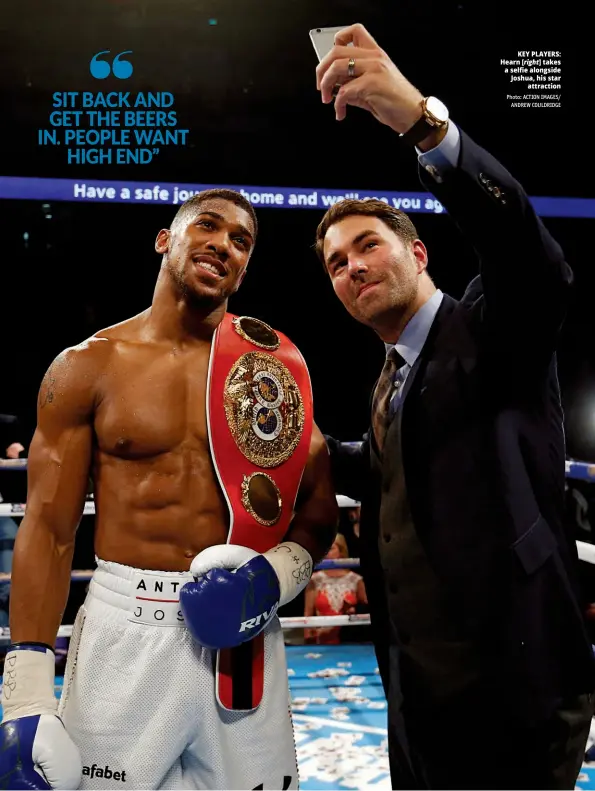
[155,229,170,254]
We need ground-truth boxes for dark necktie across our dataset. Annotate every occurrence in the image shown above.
[371,348,405,452]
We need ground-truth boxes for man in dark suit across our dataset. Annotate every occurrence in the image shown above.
[315,24,595,790]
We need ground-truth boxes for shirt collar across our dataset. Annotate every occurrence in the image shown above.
[384,290,444,367]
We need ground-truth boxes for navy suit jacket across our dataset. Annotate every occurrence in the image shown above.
[327,128,595,726]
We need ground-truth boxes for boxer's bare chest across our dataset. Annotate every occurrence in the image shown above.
[94,340,212,460]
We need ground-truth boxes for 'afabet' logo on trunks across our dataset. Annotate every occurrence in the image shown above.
[82,765,126,782]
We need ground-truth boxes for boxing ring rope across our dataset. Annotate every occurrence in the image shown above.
[3,457,594,478]
[1,455,594,645]
[0,500,361,518]
[1,457,595,562]
[0,559,362,584]
[0,614,373,644]
[0,558,372,645]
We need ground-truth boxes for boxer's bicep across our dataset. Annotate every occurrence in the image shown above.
[10,347,98,643]
[285,423,338,564]
[25,350,95,542]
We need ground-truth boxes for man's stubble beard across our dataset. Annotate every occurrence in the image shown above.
[165,256,225,312]
[356,253,418,329]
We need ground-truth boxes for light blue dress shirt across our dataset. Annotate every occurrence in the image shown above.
[385,289,444,412]
[416,120,461,177]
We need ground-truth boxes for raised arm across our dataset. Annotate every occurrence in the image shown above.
[316,23,573,368]
[417,129,573,366]
[10,344,98,645]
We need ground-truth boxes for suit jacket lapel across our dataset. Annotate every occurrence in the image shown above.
[397,354,424,407]
[368,294,466,458]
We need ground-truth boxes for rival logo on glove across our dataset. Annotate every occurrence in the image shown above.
[239,602,278,633]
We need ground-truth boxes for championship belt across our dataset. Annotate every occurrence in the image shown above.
[207,314,313,710]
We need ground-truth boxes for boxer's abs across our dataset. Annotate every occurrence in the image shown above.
[89,339,230,571]
[93,451,230,571]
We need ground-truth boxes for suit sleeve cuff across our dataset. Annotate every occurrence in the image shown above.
[416,122,461,181]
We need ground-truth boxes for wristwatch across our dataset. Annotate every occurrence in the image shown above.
[399,97,449,147]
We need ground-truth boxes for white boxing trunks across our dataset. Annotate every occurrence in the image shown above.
[59,559,299,790]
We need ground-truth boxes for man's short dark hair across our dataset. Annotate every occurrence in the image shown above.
[171,188,258,240]
[314,198,419,268]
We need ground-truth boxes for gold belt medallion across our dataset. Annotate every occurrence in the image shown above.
[241,472,282,525]
[224,351,305,468]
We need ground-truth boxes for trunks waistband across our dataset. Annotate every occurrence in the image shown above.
[88,557,194,628]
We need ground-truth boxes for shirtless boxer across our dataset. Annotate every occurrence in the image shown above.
[0,188,338,790]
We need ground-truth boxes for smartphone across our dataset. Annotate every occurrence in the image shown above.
[309,26,352,62]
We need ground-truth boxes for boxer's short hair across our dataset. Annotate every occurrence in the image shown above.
[314,199,418,269]
[171,189,258,240]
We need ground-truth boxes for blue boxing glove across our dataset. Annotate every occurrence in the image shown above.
[0,645,82,789]
[180,542,313,650]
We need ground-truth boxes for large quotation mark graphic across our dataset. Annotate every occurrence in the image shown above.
[90,50,133,79]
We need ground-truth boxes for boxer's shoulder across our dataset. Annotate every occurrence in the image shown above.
[54,335,115,376]
[39,340,111,414]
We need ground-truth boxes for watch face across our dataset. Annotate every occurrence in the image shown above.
[426,96,449,123]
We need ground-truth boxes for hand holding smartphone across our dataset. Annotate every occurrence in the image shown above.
[309,26,353,63]
[310,23,426,130]
[309,26,354,108]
